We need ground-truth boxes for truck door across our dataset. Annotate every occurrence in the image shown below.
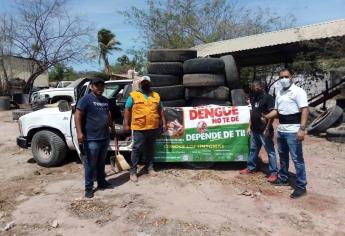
[70,78,90,159]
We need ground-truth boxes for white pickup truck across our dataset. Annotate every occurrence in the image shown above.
[17,78,133,167]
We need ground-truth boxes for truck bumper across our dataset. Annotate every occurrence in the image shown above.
[17,136,29,149]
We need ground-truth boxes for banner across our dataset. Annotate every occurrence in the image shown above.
[154,105,250,162]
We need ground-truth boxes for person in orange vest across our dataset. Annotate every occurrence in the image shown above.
[123,76,167,182]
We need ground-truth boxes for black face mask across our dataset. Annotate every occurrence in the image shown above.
[252,90,264,96]
[141,84,151,92]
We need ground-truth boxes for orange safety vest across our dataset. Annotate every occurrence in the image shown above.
[130,91,161,130]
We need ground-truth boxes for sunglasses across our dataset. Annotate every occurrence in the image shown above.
[279,76,290,79]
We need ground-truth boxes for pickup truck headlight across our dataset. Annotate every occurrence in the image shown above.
[18,119,23,136]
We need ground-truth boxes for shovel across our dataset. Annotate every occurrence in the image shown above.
[110,133,130,173]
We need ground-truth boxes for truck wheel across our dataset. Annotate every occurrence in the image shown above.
[147,62,183,75]
[308,106,343,134]
[220,55,240,89]
[186,86,229,100]
[12,109,33,120]
[326,124,345,143]
[148,49,197,62]
[152,85,185,101]
[147,74,182,87]
[31,130,67,167]
[183,58,224,74]
[183,74,225,87]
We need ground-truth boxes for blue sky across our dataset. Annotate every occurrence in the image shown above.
[1,0,345,71]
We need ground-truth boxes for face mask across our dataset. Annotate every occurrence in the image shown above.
[279,78,291,89]
[141,84,150,92]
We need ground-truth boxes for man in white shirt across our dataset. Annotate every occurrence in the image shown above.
[263,69,309,198]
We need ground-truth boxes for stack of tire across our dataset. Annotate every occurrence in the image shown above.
[183,58,230,106]
[147,49,197,107]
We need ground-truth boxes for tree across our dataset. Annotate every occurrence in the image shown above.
[2,0,91,93]
[96,28,121,75]
[122,0,295,48]
[49,63,78,81]
[0,14,16,95]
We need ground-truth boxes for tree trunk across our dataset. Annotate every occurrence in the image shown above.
[24,72,41,93]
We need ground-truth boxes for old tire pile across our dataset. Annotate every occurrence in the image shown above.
[326,124,345,143]
[183,58,231,106]
[307,105,343,135]
[147,49,197,107]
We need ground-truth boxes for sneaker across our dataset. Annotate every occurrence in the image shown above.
[239,168,253,174]
[148,169,157,177]
[290,188,307,199]
[271,178,289,186]
[130,174,138,182]
[85,190,94,198]
[267,174,278,182]
[98,181,110,190]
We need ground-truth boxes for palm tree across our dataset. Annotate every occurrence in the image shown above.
[97,28,121,75]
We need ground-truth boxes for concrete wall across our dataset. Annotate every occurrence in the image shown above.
[0,56,49,87]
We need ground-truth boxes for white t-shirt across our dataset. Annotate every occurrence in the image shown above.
[275,84,308,133]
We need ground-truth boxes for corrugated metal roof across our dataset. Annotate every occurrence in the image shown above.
[192,19,345,57]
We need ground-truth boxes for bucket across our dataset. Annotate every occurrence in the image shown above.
[0,96,11,111]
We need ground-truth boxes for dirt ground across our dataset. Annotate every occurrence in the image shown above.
[0,110,345,236]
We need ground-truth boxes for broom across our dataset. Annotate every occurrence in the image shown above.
[110,132,130,172]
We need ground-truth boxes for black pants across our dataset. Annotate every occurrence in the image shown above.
[130,129,157,175]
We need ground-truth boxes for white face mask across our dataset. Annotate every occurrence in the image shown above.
[279,78,291,89]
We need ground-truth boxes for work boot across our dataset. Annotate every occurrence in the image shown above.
[130,174,138,182]
[290,188,307,199]
[239,168,254,174]
[267,173,278,182]
[271,178,289,186]
[148,169,157,177]
[85,190,94,198]
[97,181,110,190]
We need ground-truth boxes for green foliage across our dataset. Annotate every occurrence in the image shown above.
[122,0,295,48]
[49,63,78,82]
[110,50,147,74]
[96,28,121,74]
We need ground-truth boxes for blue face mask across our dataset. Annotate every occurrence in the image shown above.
[279,78,291,89]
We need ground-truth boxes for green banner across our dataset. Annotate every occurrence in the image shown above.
[154,105,250,162]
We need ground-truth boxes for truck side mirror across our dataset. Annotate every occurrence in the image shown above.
[58,100,72,112]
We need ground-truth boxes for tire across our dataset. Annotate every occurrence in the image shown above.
[326,124,345,143]
[31,130,67,167]
[220,55,240,89]
[183,74,225,87]
[183,58,224,74]
[186,86,229,100]
[231,89,247,106]
[187,98,231,106]
[308,106,343,134]
[147,62,183,75]
[152,85,185,101]
[12,109,33,120]
[162,99,186,107]
[147,74,182,87]
[0,96,10,111]
[148,49,197,62]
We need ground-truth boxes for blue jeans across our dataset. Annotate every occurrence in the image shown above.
[277,132,307,190]
[130,130,157,175]
[247,131,278,174]
[83,139,110,191]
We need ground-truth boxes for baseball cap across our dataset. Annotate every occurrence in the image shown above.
[91,77,105,84]
[140,76,151,83]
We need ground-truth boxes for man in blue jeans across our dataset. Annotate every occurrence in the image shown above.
[264,69,309,198]
[239,80,278,182]
[75,78,115,198]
